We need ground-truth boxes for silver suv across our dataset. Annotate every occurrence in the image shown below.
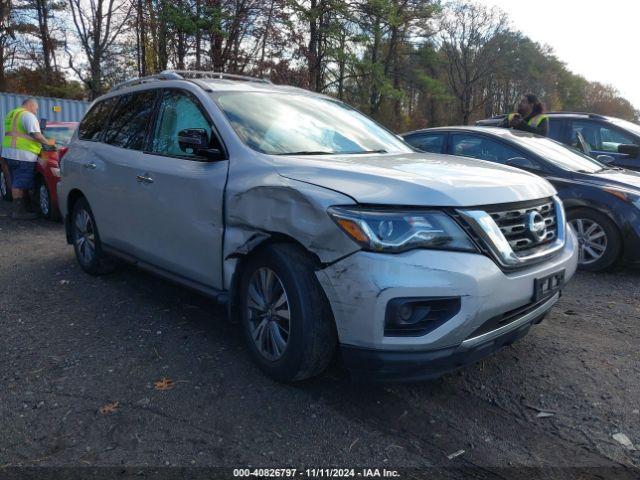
[58,71,578,382]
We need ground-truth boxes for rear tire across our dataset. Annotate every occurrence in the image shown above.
[568,208,621,272]
[70,197,117,275]
[238,244,337,382]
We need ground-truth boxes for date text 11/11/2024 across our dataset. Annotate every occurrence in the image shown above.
[232,468,401,478]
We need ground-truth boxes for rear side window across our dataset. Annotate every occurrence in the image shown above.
[451,134,523,165]
[103,91,158,150]
[404,133,446,153]
[78,98,117,141]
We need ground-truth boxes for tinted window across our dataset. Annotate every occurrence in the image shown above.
[547,118,564,141]
[570,120,637,152]
[404,133,445,153]
[103,91,157,150]
[451,134,524,164]
[150,90,215,158]
[78,99,116,141]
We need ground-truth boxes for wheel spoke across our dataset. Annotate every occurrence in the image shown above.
[269,321,286,356]
[588,242,606,252]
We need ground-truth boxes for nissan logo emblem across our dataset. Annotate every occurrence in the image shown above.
[527,211,547,241]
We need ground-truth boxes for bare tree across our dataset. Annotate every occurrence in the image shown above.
[67,0,132,98]
[440,1,507,124]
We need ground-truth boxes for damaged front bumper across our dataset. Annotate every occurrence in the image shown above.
[315,227,578,381]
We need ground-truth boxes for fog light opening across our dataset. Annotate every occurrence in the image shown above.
[384,297,461,337]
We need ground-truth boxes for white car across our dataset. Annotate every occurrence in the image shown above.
[57,71,578,382]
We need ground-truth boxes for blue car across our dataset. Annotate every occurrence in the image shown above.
[402,126,640,272]
[476,112,640,171]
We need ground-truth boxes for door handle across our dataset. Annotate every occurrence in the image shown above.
[136,174,154,184]
[84,162,97,169]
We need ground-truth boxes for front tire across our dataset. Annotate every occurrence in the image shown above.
[70,197,116,275]
[35,177,60,221]
[0,168,11,201]
[568,208,621,272]
[239,244,337,382]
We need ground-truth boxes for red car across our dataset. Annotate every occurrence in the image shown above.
[0,121,76,220]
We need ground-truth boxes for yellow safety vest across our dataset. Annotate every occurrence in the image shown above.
[508,113,548,128]
[2,107,42,155]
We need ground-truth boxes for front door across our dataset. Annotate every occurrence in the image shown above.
[131,88,229,289]
[569,119,640,171]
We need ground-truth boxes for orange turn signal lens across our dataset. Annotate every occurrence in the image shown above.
[336,218,369,244]
[603,188,628,202]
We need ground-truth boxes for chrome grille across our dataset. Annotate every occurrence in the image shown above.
[489,200,557,253]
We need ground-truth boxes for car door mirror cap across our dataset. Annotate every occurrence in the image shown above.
[178,128,210,152]
[617,143,640,157]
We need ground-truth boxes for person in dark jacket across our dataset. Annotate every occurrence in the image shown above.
[501,93,549,137]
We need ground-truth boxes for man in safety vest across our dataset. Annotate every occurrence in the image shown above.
[1,98,55,219]
[500,93,549,137]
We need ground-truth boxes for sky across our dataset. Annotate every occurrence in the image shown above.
[480,0,640,109]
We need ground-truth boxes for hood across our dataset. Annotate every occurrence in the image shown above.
[272,152,555,207]
[577,168,640,193]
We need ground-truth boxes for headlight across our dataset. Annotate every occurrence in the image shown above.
[327,206,477,253]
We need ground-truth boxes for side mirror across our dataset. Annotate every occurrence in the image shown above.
[40,118,48,132]
[177,128,222,160]
[506,156,539,171]
[618,143,640,157]
[596,154,615,164]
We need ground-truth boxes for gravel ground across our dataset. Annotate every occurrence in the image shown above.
[0,202,639,479]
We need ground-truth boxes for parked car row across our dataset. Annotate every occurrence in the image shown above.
[476,112,640,171]
[5,72,638,383]
[402,127,640,272]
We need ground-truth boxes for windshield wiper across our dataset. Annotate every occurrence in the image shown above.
[341,149,388,155]
[275,150,335,155]
[275,149,388,156]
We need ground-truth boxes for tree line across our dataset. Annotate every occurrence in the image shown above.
[0,0,637,130]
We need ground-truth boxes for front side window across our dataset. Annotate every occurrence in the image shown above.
[404,133,446,153]
[570,120,637,152]
[78,98,117,141]
[451,134,524,165]
[214,92,412,155]
[103,91,157,150]
[150,90,214,158]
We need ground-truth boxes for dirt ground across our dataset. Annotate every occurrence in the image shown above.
[0,201,639,479]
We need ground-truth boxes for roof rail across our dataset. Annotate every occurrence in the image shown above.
[166,70,272,84]
[111,69,272,92]
[546,111,607,119]
[111,71,184,91]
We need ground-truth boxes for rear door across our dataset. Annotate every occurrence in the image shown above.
[130,88,229,289]
[91,90,159,250]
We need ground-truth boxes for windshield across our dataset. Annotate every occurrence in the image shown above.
[214,92,412,155]
[609,118,640,138]
[44,126,75,145]
[511,134,607,173]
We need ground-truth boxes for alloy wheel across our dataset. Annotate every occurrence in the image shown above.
[570,218,607,265]
[39,183,50,216]
[0,171,6,198]
[74,209,96,265]
[246,267,291,361]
